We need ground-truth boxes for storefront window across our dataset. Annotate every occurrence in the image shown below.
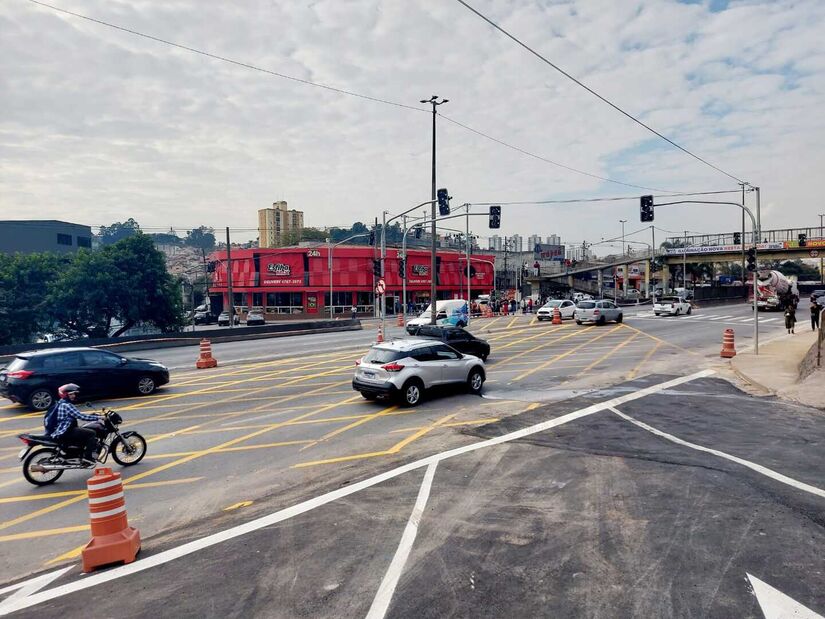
[264,292,303,314]
[323,292,351,314]
[252,293,263,308]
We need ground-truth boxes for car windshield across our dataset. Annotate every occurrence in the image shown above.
[363,348,404,364]
[660,297,679,303]
[577,301,596,309]
[543,301,562,308]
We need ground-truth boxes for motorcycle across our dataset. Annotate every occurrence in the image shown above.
[17,407,147,486]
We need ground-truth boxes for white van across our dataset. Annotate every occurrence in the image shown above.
[406,299,469,334]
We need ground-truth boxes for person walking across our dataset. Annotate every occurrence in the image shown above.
[811,296,821,331]
[784,303,797,334]
[350,304,358,320]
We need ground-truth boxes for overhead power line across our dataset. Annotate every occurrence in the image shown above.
[452,0,747,185]
[470,189,740,206]
[28,0,675,192]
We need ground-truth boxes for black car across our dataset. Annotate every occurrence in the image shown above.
[408,325,490,361]
[0,347,170,411]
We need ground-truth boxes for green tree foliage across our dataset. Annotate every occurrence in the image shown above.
[48,234,184,339]
[764,259,820,280]
[0,253,66,345]
[99,218,141,245]
[184,226,216,253]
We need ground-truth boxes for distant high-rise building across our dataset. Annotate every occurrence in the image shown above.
[489,235,502,251]
[258,201,304,248]
[547,234,560,246]
[527,234,542,250]
[509,234,523,253]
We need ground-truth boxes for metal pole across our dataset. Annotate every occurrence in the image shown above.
[327,237,333,319]
[683,230,687,289]
[651,225,656,302]
[741,185,746,284]
[226,226,233,329]
[466,208,471,326]
[381,210,387,335]
[402,215,407,325]
[191,283,196,333]
[819,214,824,284]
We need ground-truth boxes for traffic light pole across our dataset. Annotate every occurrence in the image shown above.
[328,233,369,319]
[654,200,760,354]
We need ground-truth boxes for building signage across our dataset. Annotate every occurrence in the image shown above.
[411,264,429,276]
[307,249,321,257]
[663,242,784,256]
[267,263,291,276]
[785,239,825,250]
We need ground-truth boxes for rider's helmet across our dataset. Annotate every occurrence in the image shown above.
[57,383,80,399]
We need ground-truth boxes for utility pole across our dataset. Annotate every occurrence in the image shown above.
[819,213,824,284]
[741,184,747,284]
[421,95,448,324]
[226,226,233,329]
[683,230,688,289]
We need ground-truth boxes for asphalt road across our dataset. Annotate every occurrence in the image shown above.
[0,300,820,617]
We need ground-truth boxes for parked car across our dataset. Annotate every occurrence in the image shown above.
[352,339,485,406]
[575,300,623,325]
[192,311,214,325]
[245,310,266,326]
[537,299,577,321]
[0,348,170,411]
[408,325,490,360]
[218,311,240,326]
[654,296,692,316]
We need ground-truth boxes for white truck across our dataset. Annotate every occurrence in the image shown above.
[755,270,798,311]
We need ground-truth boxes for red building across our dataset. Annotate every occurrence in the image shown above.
[209,245,494,318]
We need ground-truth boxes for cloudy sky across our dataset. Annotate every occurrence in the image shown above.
[1,0,823,250]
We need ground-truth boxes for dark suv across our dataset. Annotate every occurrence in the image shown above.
[408,325,490,361]
[0,348,170,411]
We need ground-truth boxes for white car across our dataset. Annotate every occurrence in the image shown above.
[537,299,577,321]
[653,296,692,316]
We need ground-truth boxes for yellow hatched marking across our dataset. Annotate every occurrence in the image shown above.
[0,477,204,505]
[625,341,662,380]
[513,325,623,382]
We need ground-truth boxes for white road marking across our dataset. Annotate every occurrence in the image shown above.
[608,407,825,499]
[366,462,438,619]
[0,567,72,614]
[709,315,734,320]
[0,370,715,616]
[747,573,824,619]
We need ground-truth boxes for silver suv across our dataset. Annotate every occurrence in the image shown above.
[575,299,623,325]
[352,339,486,406]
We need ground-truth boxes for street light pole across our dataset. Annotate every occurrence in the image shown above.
[683,230,688,289]
[421,95,448,324]
[226,226,233,330]
[328,233,369,320]
[819,214,824,284]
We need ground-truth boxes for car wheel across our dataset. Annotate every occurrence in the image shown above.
[456,321,466,329]
[136,376,156,395]
[598,316,606,325]
[675,308,680,316]
[617,313,623,323]
[576,320,582,325]
[467,368,485,395]
[654,312,660,316]
[687,306,692,315]
[360,392,377,400]
[28,389,53,412]
[399,379,423,407]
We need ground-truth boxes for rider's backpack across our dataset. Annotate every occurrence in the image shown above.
[44,402,60,436]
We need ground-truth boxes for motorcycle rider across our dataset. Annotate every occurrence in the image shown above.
[49,383,101,465]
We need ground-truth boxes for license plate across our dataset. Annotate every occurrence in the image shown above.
[363,371,376,378]
[18,447,28,459]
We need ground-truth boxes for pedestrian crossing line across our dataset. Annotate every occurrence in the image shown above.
[708,315,734,320]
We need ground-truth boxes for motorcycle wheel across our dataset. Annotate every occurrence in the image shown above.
[23,448,64,486]
[111,433,147,466]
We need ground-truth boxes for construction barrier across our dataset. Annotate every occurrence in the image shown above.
[376,325,384,343]
[196,338,218,369]
[397,313,404,327]
[720,328,736,358]
[552,307,562,325]
[81,467,141,573]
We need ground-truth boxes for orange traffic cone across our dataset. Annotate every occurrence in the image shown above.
[81,467,141,573]
[196,338,218,369]
[720,328,736,358]
[397,313,404,327]
[377,325,384,343]
[552,307,562,325]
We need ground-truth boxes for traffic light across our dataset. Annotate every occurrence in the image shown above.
[798,233,807,247]
[733,232,742,245]
[489,205,501,229]
[746,247,756,272]
[414,225,422,239]
[398,258,406,279]
[369,230,375,246]
[437,188,451,216]
[372,259,381,277]
[640,195,654,222]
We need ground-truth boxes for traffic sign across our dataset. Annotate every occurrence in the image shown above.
[811,249,820,258]
[375,278,386,294]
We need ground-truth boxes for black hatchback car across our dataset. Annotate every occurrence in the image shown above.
[0,347,170,411]
[408,325,490,361]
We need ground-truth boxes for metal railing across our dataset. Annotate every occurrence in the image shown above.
[666,227,824,249]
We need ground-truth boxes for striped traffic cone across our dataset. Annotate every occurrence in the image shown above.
[552,307,562,325]
[81,467,141,573]
[196,338,218,369]
[720,328,736,358]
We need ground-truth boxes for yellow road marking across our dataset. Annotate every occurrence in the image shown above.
[513,325,623,382]
[484,317,503,330]
[307,404,399,448]
[505,317,519,329]
[625,341,662,380]
[0,394,359,533]
[224,501,253,511]
[0,524,90,543]
[45,544,85,565]
[562,331,640,382]
[390,417,500,433]
[618,322,699,356]
[144,440,313,459]
[0,477,204,505]
[294,413,456,468]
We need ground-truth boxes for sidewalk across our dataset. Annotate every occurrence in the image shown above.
[731,328,825,410]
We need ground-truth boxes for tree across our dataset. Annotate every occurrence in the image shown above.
[764,259,820,280]
[48,234,185,338]
[99,218,141,245]
[0,253,65,345]
[185,226,216,253]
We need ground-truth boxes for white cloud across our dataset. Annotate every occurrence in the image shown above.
[0,0,823,249]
